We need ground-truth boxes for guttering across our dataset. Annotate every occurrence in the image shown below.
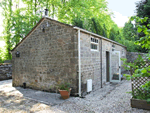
[73,27,127,48]
[78,29,81,97]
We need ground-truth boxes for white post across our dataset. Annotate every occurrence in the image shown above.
[78,29,81,97]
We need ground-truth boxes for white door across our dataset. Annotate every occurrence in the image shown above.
[110,51,121,82]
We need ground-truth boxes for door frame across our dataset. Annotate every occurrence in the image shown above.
[110,51,121,83]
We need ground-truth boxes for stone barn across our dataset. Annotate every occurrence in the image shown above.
[11,17,127,96]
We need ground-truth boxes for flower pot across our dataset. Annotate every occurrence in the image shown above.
[59,88,71,99]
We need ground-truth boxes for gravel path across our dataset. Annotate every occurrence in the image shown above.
[52,80,150,113]
[0,79,150,113]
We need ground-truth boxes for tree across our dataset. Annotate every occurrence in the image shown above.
[0,0,13,60]
[123,19,138,41]
[136,0,150,18]
[122,16,150,102]
[0,0,126,60]
[135,0,150,52]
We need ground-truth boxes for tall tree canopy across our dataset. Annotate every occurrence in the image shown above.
[0,0,127,61]
[135,0,150,52]
[120,0,150,52]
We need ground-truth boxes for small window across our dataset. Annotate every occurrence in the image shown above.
[91,44,97,49]
[91,37,98,51]
[91,37,98,43]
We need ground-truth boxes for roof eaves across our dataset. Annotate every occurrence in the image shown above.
[73,27,127,48]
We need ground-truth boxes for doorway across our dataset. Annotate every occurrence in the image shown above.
[110,51,121,82]
[106,51,110,82]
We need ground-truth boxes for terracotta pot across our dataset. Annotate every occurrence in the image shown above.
[59,88,71,99]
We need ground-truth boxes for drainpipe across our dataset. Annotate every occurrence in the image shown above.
[101,38,103,88]
[78,29,81,97]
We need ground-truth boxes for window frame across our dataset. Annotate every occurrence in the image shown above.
[90,37,99,51]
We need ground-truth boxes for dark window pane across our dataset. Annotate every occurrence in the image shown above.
[95,45,97,49]
[91,44,98,50]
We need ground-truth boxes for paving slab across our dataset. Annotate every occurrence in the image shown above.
[15,87,70,106]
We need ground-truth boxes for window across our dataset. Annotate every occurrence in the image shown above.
[91,37,99,51]
[91,44,97,49]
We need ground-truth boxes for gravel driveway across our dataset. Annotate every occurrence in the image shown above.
[0,79,150,113]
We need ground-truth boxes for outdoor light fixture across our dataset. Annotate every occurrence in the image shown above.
[42,26,45,32]
[15,51,20,57]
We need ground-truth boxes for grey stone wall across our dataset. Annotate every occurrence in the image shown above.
[102,40,126,83]
[12,18,78,95]
[80,32,127,94]
[126,52,148,63]
[0,63,12,80]
[80,32,101,94]
[11,17,127,96]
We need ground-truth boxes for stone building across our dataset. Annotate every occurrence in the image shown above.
[11,17,127,96]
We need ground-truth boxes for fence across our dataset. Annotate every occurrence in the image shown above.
[131,77,150,97]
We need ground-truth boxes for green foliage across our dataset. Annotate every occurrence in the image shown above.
[135,0,150,52]
[122,18,146,52]
[122,16,150,102]
[72,17,84,28]
[132,81,150,102]
[133,86,150,102]
[131,16,150,50]
[121,53,150,79]
[122,53,150,102]
[136,0,150,18]
[2,0,149,61]
[57,82,70,92]
[0,0,125,60]
[0,47,7,63]
[121,0,150,53]
[0,48,3,63]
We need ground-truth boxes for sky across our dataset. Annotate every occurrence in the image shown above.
[107,0,141,27]
[0,0,141,47]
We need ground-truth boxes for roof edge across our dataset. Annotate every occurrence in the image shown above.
[45,17,74,28]
[11,17,126,52]
[73,27,127,48]
[11,17,75,52]
[11,18,45,52]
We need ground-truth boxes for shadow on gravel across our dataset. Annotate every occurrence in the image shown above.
[0,91,38,113]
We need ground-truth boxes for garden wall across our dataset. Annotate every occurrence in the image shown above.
[126,52,148,63]
[0,63,12,80]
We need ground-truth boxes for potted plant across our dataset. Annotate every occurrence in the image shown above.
[58,82,71,99]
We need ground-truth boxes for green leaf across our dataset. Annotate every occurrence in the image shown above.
[141,68,147,73]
